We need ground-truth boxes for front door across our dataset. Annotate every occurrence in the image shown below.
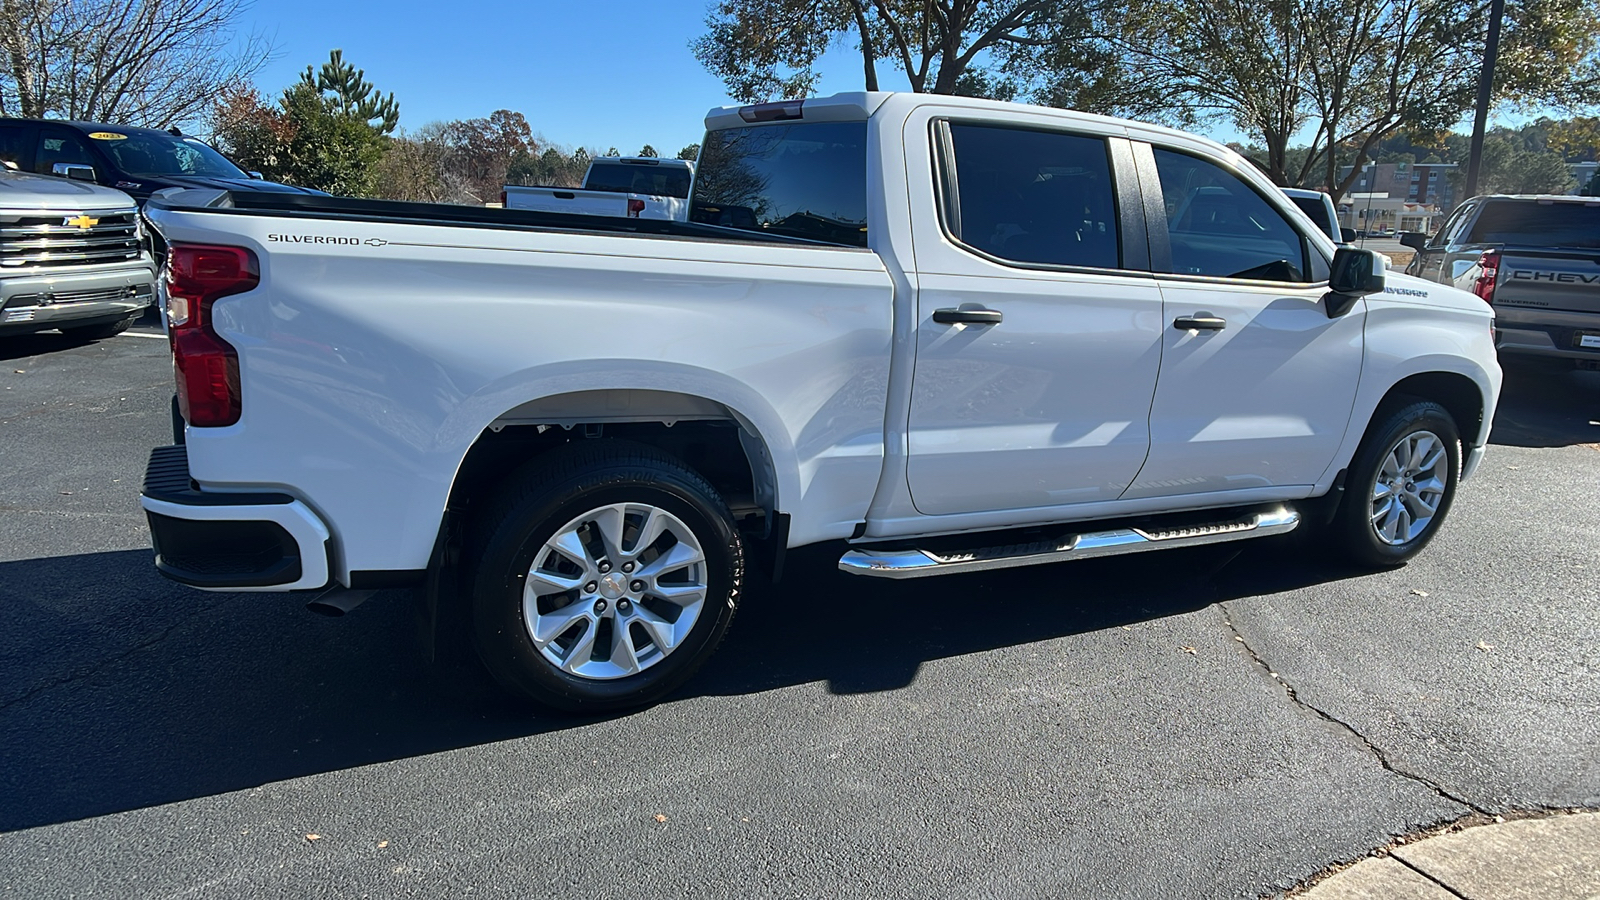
[1126,145,1363,501]
[904,115,1165,517]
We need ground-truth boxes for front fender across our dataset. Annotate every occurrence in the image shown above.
[1318,297,1500,490]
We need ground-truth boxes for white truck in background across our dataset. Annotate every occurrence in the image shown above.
[139,92,1500,713]
[501,156,693,220]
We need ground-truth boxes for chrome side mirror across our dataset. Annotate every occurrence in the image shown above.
[51,162,96,182]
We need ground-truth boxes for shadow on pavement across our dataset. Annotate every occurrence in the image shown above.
[0,331,101,362]
[0,306,163,362]
[0,539,1361,832]
[1490,362,1600,448]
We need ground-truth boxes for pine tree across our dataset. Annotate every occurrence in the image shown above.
[299,49,400,135]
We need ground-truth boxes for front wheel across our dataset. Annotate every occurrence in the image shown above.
[1331,400,1461,567]
[467,441,743,712]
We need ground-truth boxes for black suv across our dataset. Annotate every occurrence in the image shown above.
[0,119,323,202]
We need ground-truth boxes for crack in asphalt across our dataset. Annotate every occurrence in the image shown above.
[0,621,185,713]
[1215,600,1491,817]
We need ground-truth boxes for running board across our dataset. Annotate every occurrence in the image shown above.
[838,506,1300,579]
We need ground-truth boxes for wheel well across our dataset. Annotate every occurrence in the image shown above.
[447,404,776,541]
[1378,372,1484,443]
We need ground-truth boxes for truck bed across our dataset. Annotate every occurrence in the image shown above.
[149,189,807,247]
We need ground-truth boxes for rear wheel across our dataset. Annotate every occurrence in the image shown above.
[60,316,135,340]
[466,441,742,712]
[1332,400,1461,567]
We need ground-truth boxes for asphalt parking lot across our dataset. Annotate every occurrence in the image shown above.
[1,321,1597,899]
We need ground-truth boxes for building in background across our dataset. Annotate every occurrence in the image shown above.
[1335,162,1458,235]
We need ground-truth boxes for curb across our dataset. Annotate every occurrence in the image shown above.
[1291,810,1600,899]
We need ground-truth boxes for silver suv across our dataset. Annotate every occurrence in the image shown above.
[0,168,155,339]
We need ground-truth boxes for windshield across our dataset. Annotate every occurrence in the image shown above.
[1467,200,1600,248]
[87,131,248,179]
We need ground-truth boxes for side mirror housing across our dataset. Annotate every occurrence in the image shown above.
[1325,247,1386,318]
[247,170,264,180]
[1398,231,1429,250]
[1340,227,1357,243]
[51,162,96,182]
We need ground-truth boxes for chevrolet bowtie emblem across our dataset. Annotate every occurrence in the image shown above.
[63,214,98,229]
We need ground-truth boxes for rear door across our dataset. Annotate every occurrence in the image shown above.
[903,108,1165,516]
[1128,143,1362,501]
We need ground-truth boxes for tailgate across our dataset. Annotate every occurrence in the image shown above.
[1496,251,1600,315]
[504,188,627,217]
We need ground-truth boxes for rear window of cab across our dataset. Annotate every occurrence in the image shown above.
[689,122,869,248]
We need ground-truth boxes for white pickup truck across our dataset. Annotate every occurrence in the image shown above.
[501,157,693,221]
[140,93,1500,711]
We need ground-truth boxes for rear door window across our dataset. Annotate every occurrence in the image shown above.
[36,129,97,177]
[1466,200,1600,248]
[941,123,1121,270]
[1153,148,1310,282]
[690,121,868,247]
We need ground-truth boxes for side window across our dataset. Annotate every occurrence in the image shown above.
[1153,148,1309,282]
[1437,203,1474,247]
[942,122,1120,269]
[36,130,95,176]
[1433,202,1465,245]
[0,125,32,170]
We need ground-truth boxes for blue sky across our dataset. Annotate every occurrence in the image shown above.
[236,0,793,153]
[236,0,1513,153]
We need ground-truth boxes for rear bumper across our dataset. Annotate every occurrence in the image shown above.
[1493,306,1600,360]
[140,445,331,591]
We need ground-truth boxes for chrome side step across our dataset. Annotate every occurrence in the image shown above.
[838,506,1300,579]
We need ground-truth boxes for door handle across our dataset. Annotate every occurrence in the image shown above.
[1173,313,1226,331]
[933,307,1003,326]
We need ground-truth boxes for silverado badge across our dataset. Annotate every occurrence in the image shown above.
[63,215,98,229]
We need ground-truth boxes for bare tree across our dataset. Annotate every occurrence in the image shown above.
[0,0,270,127]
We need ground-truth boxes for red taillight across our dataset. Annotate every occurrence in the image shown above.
[166,243,258,427]
[1472,249,1499,304]
[627,198,646,217]
[499,189,506,207]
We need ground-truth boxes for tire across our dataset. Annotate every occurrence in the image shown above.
[466,440,743,712]
[1331,399,1461,567]
[60,316,134,340]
